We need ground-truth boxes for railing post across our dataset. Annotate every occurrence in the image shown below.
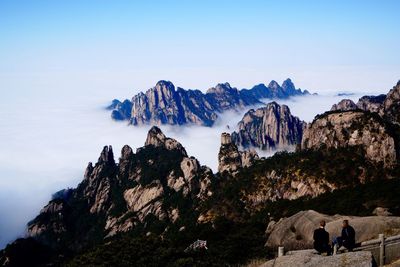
[278,246,284,257]
[333,244,338,255]
[379,234,385,267]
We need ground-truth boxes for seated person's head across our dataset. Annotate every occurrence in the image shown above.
[319,220,326,228]
[342,219,349,228]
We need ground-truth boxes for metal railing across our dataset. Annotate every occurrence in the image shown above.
[354,233,400,266]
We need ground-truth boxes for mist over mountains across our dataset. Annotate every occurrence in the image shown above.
[0,79,385,249]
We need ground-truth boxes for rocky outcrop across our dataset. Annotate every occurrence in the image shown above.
[218,133,259,174]
[231,102,306,150]
[383,80,400,125]
[26,126,214,250]
[265,210,400,250]
[260,249,375,267]
[109,79,311,126]
[302,111,397,167]
[330,81,400,122]
[357,94,386,113]
[330,99,358,111]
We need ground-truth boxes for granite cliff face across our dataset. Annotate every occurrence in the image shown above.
[302,111,398,167]
[383,80,400,125]
[108,79,310,127]
[218,132,259,174]
[26,126,214,250]
[231,102,306,150]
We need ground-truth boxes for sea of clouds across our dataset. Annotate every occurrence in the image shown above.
[0,80,384,248]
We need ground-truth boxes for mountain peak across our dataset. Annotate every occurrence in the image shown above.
[98,145,115,165]
[155,80,175,90]
[282,78,296,92]
[268,80,280,89]
[231,102,305,150]
[145,126,166,147]
[145,126,188,156]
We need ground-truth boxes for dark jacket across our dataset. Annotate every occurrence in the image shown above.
[341,225,355,249]
[313,228,329,252]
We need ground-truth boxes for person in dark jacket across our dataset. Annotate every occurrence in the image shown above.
[333,220,356,251]
[313,220,331,255]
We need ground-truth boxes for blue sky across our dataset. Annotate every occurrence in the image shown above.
[1,0,400,94]
[0,0,399,248]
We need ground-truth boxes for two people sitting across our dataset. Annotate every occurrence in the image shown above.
[313,219,355,255]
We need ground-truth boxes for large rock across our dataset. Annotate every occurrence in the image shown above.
[260,249,375,267]
[265,210,400,250]
[232,102,305,150]
[302,111,397,167]
[108,79,311,127]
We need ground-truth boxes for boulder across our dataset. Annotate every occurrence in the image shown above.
[266,210,400,250]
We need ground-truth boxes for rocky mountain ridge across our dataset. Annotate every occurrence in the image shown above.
[231,102,306,151]
[330,81,400,126]
[305,81,400,167]
[108,79,311,126]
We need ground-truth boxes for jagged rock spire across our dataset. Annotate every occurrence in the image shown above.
[218,132,258,174]
[98,145,115,165]
[145,126,167,147]
[145,126,188,156]
[120,145,133,160]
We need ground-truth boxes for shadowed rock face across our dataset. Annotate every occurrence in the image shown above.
[108,79,310,127]
[261,249,374,267]
[302,111,397,167]
[231,102,306,150]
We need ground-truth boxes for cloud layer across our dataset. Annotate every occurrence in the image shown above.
[0,83,367,248]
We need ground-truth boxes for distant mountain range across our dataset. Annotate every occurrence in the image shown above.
[108,79,311,126]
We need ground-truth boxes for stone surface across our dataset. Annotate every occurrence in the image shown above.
[260,249,374,267]
[232,102,305,150]
[218,132,259,174]
[302,111,397,167]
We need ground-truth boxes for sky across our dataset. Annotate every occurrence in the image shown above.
[1,0,399,92]
[0,0,399,248]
